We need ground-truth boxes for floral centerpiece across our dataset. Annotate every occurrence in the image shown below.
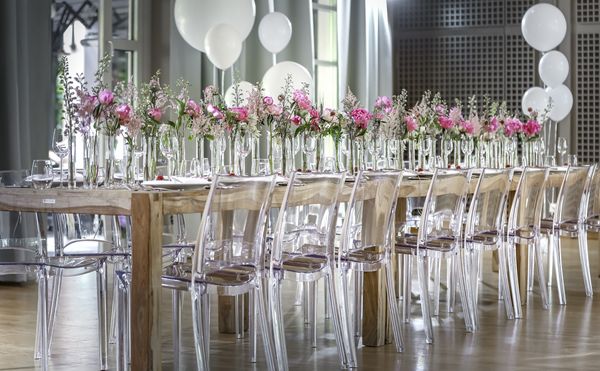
[341,88,371,173]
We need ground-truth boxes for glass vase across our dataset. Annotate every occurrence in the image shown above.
[175,130,186,176]
[124,141,135,186]
[104,134,117,187]
[143,136,158,181]
[84,132,101,188]
[211,134,226,175]
[67,128,76,189]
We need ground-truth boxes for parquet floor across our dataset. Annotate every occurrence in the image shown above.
[1,240,599,370]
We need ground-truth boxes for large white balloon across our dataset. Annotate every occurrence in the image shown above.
[522,87,550,115]
[521,3,567,52]
[174,0,255,52]
[224,81,255,107]
[262,61,313,99]
[258,12,293,54]
[204,24,243,70]
[545,85,573,122]
[539,51,569,88]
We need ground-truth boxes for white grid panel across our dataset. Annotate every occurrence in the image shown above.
[393,0,505,29]
[577,0,600,23]
[576,33,600,164]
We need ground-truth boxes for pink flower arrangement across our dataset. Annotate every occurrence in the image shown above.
[350,108,372,129]
[207,104,224,120]
[449,107,462,125]
[290,115,302,125]
[405,115,418,132]
[293,90,312,111]
[522,119,541,137]
[439,116,454,130]
[460,120,475,135]
[374,96,393,113]
[503,118,522,137]
[148,108,162,121]
[98,89,114,105]
[322,108,338,123]
[115,104,131,124]
[266,103,283,117]
[186,99,201,118]
[309,108,320,130]
[485,116,500,133]
[230,107,249,122]
[263,96,274,106]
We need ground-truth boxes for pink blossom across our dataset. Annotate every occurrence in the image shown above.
[293,90,312,110]
[148,108,162,121]
[439,116,454,130]
[375,96,393,113]
[230,107,249,122]
[435,104,446,115]
[449,107,462,125]
[266,104,283,117]
[291,115,302,125]
[322,108,338,123]
[460,120,475,135]
[522,119,541,137]
[98,89,114,105]
[485,116,500,133]
[350,108,372,129]
[207,104,224,120]
[263,96,274,106]
[186,99,201,118]
[504,118,522,137]
[78,94,96,117]
[115,104,131,124]
[309,109,320,127]
[405,115,418,132]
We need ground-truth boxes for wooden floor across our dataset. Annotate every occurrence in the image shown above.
[1,239,600,371]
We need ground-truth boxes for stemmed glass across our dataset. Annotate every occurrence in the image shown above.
[303,133,317,171]
[235,133,251,176]
[505,138,516,167]
[420,137,432,170]
[443,139,453,168]
[461,138,474,168]
[133,138,144,183]
[160,132,179,179]
[537,139,546,167]
[557,137,568,165]
[52,128,70,187]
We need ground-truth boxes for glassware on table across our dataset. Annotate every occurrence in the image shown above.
[320,156,336,173]
[159,132,179,178]
[557,137,568,165]
[442,138,453,168]
[52,128,70,188]
[544,155,556,167]
[252,158,270,176]
[201,158,211,177]
[461,138,474,168]
[537,139,546,167]
[187,159,201,177]
[302,133,317,171]
[505,138,516,167]
[222,164,235,175]
[567,154,578,166]
[235,133,251,176]
[31,160,54,190]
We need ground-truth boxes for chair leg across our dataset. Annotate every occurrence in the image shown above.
[323,279,331,319]
[110,265,119,345]
[307,281,317,348]
[402,255,412,323]
[534,239,549,309]
[47,268,63,355]
[417,255,434,344]
[447,256,456,313]
[498,245,514,320]
[37,267,49,371]
[552,232,566,305]
[191,287,209,371]
[384,260,404,352]
[353,271,363,343]
[172,290,182,371]
[269,277,289,371]
[506,240,522,318]
[201,293,210,363]
[97,260,108,370]
[578,229,594,297]
[330,269,355,368]
[432,256,441,316]
[256,278,277,371]
[547,234,554,287]
[456,249,474,332]
[116,277,126,371]
[249,288,257,363]
[527,243,535,292]
[471,249,481,306]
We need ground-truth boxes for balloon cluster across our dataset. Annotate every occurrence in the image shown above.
[521,3,572,122]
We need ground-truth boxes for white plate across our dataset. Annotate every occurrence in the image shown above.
[141,177,211,189]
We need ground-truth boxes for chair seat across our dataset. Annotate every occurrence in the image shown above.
[585,215,600,231]
[540,218,579,233]
[468,230,500,246]
[281,253,327,274]
[395,234,457,254]
[163,262,256,287]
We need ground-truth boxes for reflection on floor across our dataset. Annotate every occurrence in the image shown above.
[1,240,599,370]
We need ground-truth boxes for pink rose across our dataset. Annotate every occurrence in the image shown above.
[263,96,274,106]
[186,99,201,118]
[293,90,312,111]
[522,119,541,137]
[439,116,454,130]
[435,104,446,115]
[230,107,249,122]
[207,104,224,120]
[291,115,302,125]
[266,104,283,117]
[504,118,522,137]
[148,108,162,121]
[405,116,418,132]
[115,104,131,123]
[98,89,114,105]
[350,108,372,129]
[460,120,475,135]
[486,116,499,133]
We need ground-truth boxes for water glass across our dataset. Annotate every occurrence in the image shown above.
[557,137,568,165]
[544,155,556,167]
[320,156,336,173]
[567,154,578,166]
[31,160,53,190]
[252,159,270,176]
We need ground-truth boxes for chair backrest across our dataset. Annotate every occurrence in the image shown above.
[418,168,472,246]
[464,168,513,239]
[507,167,549,237]
[271,172,346,269]
[339,170,402,261]
[581,164,600,222]
[555,165,592,224]
[193,175,276,278]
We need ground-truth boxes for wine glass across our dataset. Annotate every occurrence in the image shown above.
[31,160,54,189]
[557,137,568,165]
[160,133,179,179]
[303,134,317,171]
[443,139,453,168]
[52,128,69,187]
[505,138,516,167]
[461,138,474,168]
[235,134,251,176]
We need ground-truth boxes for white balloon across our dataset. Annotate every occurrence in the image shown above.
[539,51,569,88]
[174,0,255,52]
[521,3,567,52]
[262,61,313,99]
[204,24,243,70]
[522,87,550,115]
[224,81,255,107]
[258,12,293,54]
[545,85,573,122]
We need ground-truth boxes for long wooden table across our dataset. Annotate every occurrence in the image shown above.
[0,171,564,370]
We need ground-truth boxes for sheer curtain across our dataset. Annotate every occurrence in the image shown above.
[0,0,53,171]
[338,0,392,108]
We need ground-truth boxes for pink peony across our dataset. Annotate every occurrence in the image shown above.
[293,90,312,111]
[207,104,224,120]
[115,104,131,123]
[486,116,500,133]
[230,107,249,122]
[439,116,454,130]
[350,108,372,129]
[322,108,338,123]
[449,107,462,125]
[186,99,201,118]
[405,115,418,132]
[291,115,302,125]
[504,118,522,137]
[522,119,541,137]
[263,96,274,106]
[148,108,162,121]
[460,120,475,135]
[266,104,283,117]
[375,96,393,113]
[98,89,114,105]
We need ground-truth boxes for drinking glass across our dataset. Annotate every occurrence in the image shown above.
[505,138,516,167]
[544,155,556,167]
[567,154,578,166]
[160,133,179,178]
[52,128,69,187]
[320,156,336,173]
[235,134,251,176]
[557,137,568,165]
[443,139,453,168]
[461,138,474,167]
[31,160,54,190]
[201,158,211,177]
[303,134,317,171]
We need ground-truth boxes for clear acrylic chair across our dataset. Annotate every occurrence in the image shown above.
[541,165,596,304]
[395,168,473,344]
[505,167,549,318]
[337,170,404,366]
[269,172,350,370]
[463,168,515,330]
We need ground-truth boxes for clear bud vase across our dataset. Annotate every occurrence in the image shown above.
[104,134,117,188]
[84,132,101,188]
[175,131,186,176]
[397,139,405,170]
[67,128,77,189]
[211,134,226,175]
[124,141,135,186]
[143,136,157,181]
[408,140,416,170]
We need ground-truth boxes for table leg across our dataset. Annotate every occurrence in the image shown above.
[131,193,163,370]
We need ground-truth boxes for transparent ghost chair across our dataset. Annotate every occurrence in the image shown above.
[395,168,473,344]
[582,164,600,270]
[269,172,350,370]
[540,165,595,304]
[337,170,404,366]
[505,167,550,318]
[463,168,514,330]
